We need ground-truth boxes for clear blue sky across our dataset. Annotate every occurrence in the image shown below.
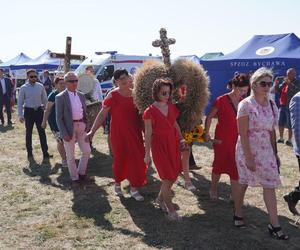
[1,0,299,61]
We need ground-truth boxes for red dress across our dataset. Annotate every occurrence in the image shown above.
[212,94,238,180]
[103,91,147,187]
[143,104,182,181]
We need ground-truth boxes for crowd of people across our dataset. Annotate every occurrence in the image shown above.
[1,64,300,240]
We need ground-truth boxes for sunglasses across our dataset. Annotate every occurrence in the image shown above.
[160,91,170,96]
[67,79,78,83]
[29,75,37,79]
[258,81,273,87]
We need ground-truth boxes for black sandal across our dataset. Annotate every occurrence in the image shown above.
[268,224,289,240]
[233,215,246,228]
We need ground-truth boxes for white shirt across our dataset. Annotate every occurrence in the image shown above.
[67,90,83,120]
[0,78,6,94]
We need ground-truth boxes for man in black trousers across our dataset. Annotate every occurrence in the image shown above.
[17,69,52,159]
[0,68,13,126]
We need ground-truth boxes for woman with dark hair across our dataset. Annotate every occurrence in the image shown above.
[87,69,147,201]
[41,76,67,166]
[205,74,250,201]
[143,78,184,221]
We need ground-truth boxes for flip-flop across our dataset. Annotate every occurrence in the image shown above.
[130,190,144,201]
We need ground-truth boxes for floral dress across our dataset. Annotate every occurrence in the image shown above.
[235,96,281,188]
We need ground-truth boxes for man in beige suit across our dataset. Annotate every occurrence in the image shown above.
[55,72,91,184]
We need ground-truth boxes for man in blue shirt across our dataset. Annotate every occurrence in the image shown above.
[18,69,52,159]
[284,91,300,215]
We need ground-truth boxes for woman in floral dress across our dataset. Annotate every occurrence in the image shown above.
[234,67,288,240]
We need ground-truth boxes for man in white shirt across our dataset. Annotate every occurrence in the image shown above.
[55,72,91,185]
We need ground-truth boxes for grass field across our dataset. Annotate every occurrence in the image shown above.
[0,113,299,250]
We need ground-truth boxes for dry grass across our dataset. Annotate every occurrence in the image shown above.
[0,113,299,250]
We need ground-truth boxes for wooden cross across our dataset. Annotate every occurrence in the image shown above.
[50,36,86,73]
[152,28,176,67]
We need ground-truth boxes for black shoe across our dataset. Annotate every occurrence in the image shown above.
[268,224,289,240]
[7,120,13,126]
[79,174,94,182]
[233,215,246,228]
[284,195,299,215]
[277,138,284,143]
[91,146,97,153]
[43,153,53,158]
[285,140,293,147]
[71,180,81,188]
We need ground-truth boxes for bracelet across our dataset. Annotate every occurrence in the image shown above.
[180,139,185,143]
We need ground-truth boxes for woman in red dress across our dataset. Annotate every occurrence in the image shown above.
[144,78,184,221]
[87,69,147,201]
[204,74,249,201]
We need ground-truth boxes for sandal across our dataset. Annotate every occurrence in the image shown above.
[233,215,246,228]
[130,190,144,201]
[155,198,168,212]
[167,211,182,222]
[209,190,219,200]
[268,224,289,240]
[114,184,123,197]
[185,181,196,192]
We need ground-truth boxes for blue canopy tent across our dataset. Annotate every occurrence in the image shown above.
[200,33,300,109]
[0,52,32,70]
[11,49,79,71]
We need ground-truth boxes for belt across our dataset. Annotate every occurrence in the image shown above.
[25,106,42,111]
[73,119,84,122]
